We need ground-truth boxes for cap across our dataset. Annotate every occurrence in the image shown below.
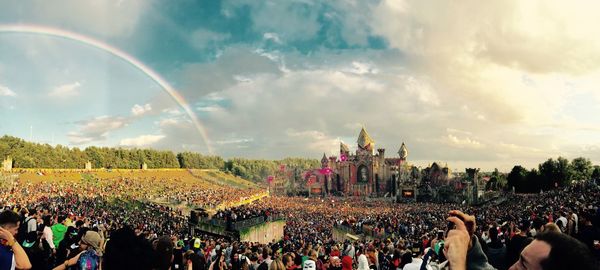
[81,231,102,251]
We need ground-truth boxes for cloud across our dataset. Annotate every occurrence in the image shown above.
[0,0,148,37]
[48,82,81,98]
[0,85,16,97]
[263,32,283,44]
[120,134,165,147]
[190,28,231,50]
[131,103,152,116]
[444,134,484,149]
[223,1,322,42]
[67,115,127,145]
[286,129,340,155]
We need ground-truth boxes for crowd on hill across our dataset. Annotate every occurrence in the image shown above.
[0,171,599,269]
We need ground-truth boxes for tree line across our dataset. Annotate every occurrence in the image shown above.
[0,136,318,182]
[507,157,600,193]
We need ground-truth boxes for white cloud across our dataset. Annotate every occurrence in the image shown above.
[286,129,340,155]
[0,85,16,97]
[196,106,222,112]
[68,115,127,145]
[343,61,379,75]
[131,103,152,116]
[48,82,81,98]
[120,134,165,147]
[444,134,484,149]
[215,138,254,145]
[263,32,283,44]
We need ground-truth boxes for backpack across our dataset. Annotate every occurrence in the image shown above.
[17,217,34,242]
[75,249,100,270]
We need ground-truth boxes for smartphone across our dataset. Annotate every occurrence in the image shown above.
[446,213,465,237]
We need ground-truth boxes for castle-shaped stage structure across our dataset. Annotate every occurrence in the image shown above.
[304,127,422,198]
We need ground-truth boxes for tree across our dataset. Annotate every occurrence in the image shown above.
[507,165,528,193]
[570,157,593,182]
[525,169,543,193]
[592,166,600,180]
[556,156,572,187]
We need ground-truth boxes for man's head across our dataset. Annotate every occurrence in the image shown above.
[0,210,20,236]
[508,232,597,270]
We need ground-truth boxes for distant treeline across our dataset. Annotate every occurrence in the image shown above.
[0,136,319,182]
[507,157,600,193]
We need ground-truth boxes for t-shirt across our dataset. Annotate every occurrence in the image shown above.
[26,217,37,233]
[506,235,531,266]
[0,245,15,270]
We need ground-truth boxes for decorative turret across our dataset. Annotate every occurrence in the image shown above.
[340,142,350,153]
[2,156,13,172]
[398,142,408,160]
[357,127,375,150]
[321,153,328,167]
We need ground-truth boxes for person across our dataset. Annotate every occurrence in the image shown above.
[340,256,352,270]
[357,249,369,270]
[0,210,32,270]
[303,250,317,270]
[51,216,68,249]
[55,227,78,268]
[102,227,154,270]
[258,247,273,270]
[576,211,600,259]
[270,258,286,270]
[26,209,38,234]
[41,215,56,263]
[184,250,205,270]
[443,210,496,270]
[505,222,531,267]
[53,230,102,270]
[485,227,506,270]
[540,223,561,234]
[444,210,599,270]
[155,236,174,270]
[22,228,52,269]
[508,232,598,270]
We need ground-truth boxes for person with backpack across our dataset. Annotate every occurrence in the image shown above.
[53,230,101,270]
[22,230,52,270]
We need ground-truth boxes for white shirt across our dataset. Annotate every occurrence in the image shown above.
[43,226,55,249]
[357,254,369,270]
[402,258,433,270]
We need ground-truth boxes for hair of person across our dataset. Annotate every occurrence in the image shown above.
[488,227,499,240]
[186,252,205,270]
[57,215,66,224]
[155,236,174,270]
[399,251,413,269]
[541,223,561,233]
[309,249,318,259]
[42,215,53,227]
[0,210,20,227]
[268,258,285,270]
[263,247,272,259]
[535,232,598,270]
[282,254,293,266]
[102,226,155,270]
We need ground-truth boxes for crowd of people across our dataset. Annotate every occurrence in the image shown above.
[0,170,598,269]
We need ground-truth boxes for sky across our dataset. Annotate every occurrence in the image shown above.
[1,0,600,172]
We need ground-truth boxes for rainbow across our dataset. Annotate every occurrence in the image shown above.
[0,24,213,154]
